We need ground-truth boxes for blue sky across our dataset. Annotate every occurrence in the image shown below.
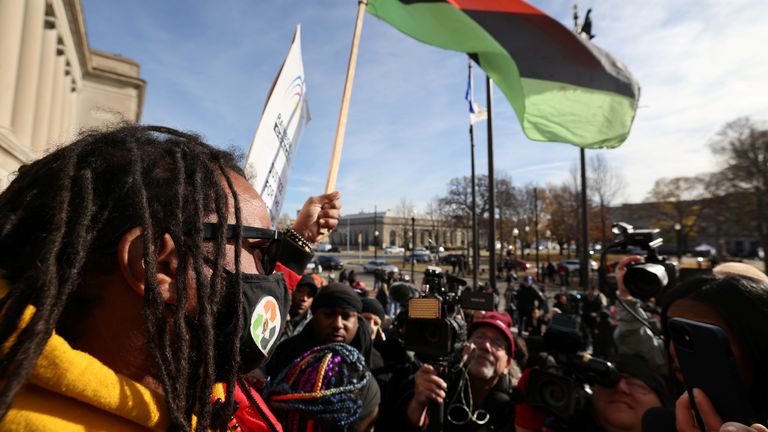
[82,0,768,219]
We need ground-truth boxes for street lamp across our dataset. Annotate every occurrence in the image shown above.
[411,213,416,282]
[545,229,552,263]
[524,226,530,259]
[674,222,682,264]
[373,205,378,260]
[512,228,519,259]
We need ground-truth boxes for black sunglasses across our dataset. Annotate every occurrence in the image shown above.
[202,223,283,274]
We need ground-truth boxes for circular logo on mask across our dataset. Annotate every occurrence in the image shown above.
[250,296,282,356]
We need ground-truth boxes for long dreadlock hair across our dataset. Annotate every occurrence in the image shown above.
[0,124,249,430]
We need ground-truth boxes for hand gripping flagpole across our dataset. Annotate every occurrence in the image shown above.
[324,0,367,194]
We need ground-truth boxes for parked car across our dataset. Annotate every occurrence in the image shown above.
[315,243,341,253]
[304,262,322,274]
[362,260,399,273]
[406,248,432,263]
[406,253,432,263]
[315,255,343,270]
[506,259,530,271]
[439,253,466,265]
[557,259,598,272]
[384,246,405,254]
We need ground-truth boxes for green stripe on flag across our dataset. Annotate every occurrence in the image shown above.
[367,0,639,149]
[520,78,636,148]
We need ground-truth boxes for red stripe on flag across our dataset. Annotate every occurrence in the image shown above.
[448,0,546,15]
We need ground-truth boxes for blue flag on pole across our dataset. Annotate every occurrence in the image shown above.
[465,62,486,124]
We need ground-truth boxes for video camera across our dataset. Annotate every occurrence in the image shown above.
[603,222,678,301]
[402,267,494,362]
[525,314,620,419]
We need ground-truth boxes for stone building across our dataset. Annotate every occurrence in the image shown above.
[0,0,145,190]
[328,210,470,250]
[608,193,762,258]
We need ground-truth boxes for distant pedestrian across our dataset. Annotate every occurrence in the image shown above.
[546,262,556,283]
[339,269,348,283]
[516,276,547,330]
[373,268,381,290]
[348,269,357,287]
[558,263,570,286]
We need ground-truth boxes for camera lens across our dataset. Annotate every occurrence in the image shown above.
[624,262,668,300]
[425,326,442,344]
[541,379,568,408]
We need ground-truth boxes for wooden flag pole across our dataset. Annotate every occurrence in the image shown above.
[324,0,368,194]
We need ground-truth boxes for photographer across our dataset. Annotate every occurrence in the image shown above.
[660,274,768,431]
[404,312,518,431]
[515,353,670,432]
[613,255,667,373]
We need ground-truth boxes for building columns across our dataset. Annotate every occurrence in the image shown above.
[46,44,66,150]
[0,0,26,128]
[12,0,47,149]
[31,21,58,155]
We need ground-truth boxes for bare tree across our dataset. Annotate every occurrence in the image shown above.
[494,173,517,249]
[395,196,415,218]
[709,117,768,269]
[589,153,627,244]
[425,197,447,247]
[546,181,581,255]
[439,175,490,230]
[395,196,415,248]
[644,176,708,252]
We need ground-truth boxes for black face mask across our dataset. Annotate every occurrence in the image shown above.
[214,271,289,378]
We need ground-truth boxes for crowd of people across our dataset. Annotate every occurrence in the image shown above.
[1,125,768,432]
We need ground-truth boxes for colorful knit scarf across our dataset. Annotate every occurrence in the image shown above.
[265,343,370,431]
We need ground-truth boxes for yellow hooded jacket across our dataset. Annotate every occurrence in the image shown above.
[0,280,225,431]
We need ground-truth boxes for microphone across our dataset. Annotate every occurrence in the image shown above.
[642,407,676,432]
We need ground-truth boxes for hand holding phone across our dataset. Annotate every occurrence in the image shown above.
[668,317,754,426]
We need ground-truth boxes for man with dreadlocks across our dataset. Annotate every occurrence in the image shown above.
[0,124,341,431]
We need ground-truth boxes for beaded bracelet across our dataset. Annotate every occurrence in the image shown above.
[284,228,312,253]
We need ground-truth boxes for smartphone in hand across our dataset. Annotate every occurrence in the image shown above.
[668,317,754,425]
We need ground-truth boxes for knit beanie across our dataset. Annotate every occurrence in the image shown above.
[311,283,362,313]
[265,343,379,431]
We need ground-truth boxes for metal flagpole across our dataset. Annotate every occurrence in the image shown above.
[580,148,590,290]
[486,75,497,293]
[573,3,590,291]
[468,60,479,290]
[535,187,541,282]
